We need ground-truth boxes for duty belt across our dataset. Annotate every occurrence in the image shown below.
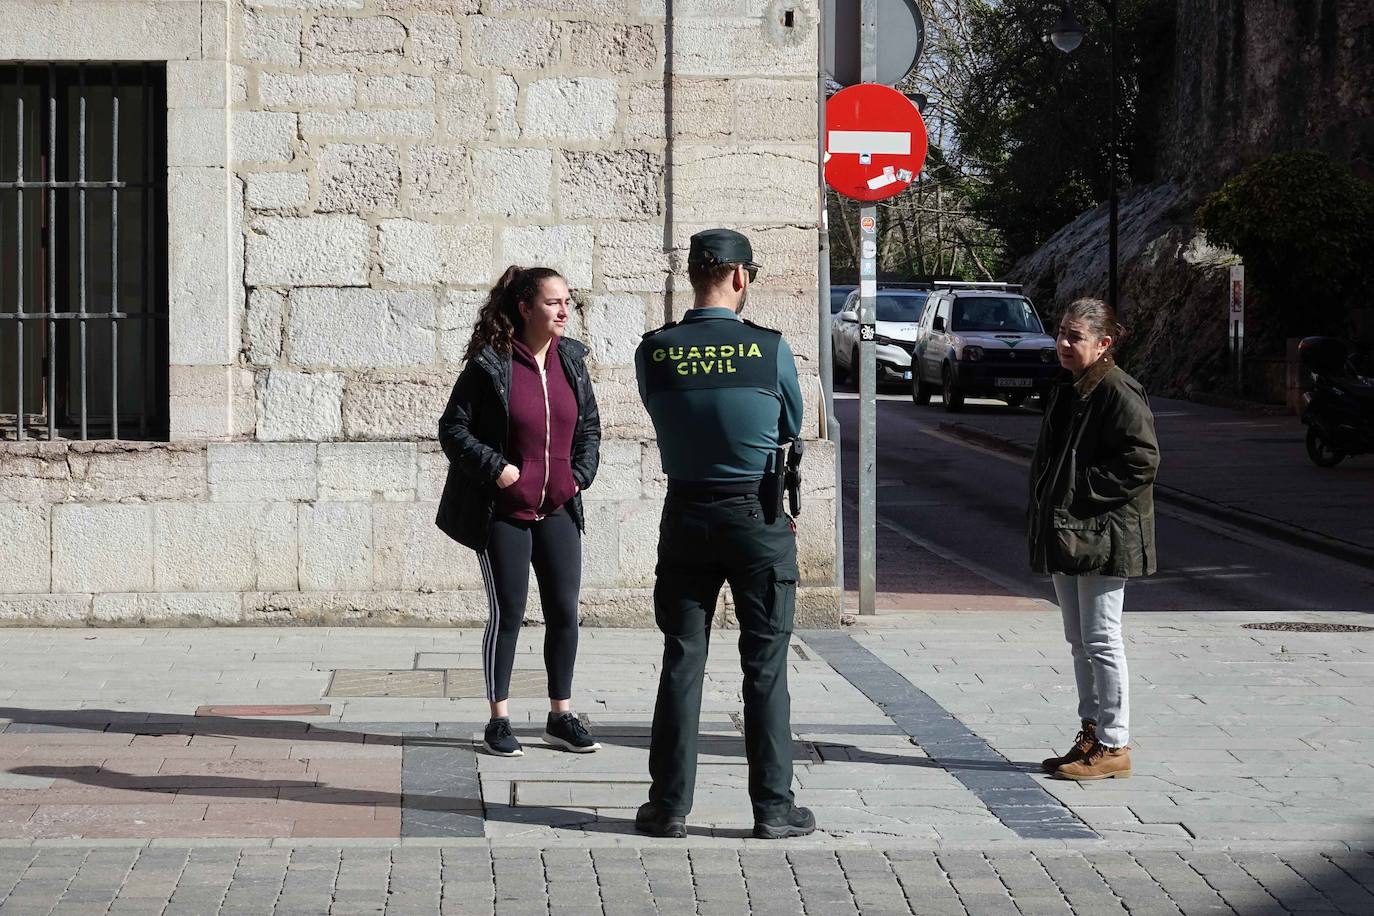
[665,479,761,502]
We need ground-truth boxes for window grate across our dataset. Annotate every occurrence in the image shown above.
[0,63,168,442]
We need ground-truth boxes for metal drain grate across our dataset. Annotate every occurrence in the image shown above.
[325,669,549,698]
[445,669,546,698]
[327,670,443,697]
[1243,622,1374,633]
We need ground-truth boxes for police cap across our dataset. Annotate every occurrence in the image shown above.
[687,228,761,274]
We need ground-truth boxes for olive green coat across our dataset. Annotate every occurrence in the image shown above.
[1028,355,1160,578]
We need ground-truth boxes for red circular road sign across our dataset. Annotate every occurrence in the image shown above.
[825,84,928,202]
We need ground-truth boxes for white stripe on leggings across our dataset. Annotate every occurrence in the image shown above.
[478,550,500,702]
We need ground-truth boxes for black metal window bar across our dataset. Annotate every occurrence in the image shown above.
[0,63,168,441]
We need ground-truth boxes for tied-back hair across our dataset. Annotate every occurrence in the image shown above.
[464,265,566,362]
[1063,297,1127,349]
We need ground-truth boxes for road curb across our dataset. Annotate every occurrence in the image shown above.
[937,420,1374,570]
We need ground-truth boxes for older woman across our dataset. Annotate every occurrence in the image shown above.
[1029,297,1159,781]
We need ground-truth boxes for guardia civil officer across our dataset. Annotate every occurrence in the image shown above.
[632,229,812,840]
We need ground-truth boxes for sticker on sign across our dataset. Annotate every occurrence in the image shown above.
[867,166,900,191]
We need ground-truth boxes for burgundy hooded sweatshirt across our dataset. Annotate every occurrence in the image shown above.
[493,337,580,521]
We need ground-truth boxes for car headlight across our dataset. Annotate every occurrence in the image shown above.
[1041,348,1056,363]
[964,346,984,362]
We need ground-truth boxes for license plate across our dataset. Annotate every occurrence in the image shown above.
[902,370,912,380]
[996,377,1033,388]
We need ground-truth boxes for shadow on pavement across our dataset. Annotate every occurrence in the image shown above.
[8,764,761,839]
[0,705,1040,840]
[0,706,399,744]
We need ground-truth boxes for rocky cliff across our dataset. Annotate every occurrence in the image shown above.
[1011,0,1374,399]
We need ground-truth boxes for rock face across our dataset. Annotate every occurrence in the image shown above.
[1162,0,1374,191]
[1012,0,1374,398]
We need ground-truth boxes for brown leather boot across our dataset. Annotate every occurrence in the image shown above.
[1053,740,1132,780]
[1040,721,1096,774]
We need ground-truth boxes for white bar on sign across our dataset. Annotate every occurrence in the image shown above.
[829,130,911,156]
[860,279,877,297]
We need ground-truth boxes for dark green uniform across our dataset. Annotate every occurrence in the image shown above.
[635,306,804,822]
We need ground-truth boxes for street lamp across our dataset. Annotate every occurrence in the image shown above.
[1051,0,1118,313]
[1048,5,1085,52]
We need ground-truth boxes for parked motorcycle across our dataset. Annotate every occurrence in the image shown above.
[1298,336,1374,467]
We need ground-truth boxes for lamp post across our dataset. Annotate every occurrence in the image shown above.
[1051,0,1119,314]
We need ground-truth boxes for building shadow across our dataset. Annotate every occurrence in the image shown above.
[0,704,1045,842]
[7,765,761,839]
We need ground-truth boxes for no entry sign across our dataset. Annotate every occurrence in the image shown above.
[825,83,928,202]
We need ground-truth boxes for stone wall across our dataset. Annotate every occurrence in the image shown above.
[0,0,838,626]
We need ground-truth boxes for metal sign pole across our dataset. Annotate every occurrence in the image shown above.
[857,0,878,616]
[817,9,844,607]
[1229,264,1245,394]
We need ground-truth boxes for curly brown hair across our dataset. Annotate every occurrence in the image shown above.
[463,265,567,362]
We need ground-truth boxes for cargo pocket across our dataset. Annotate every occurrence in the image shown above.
[769,560,799,635]
[1051,511,1111,574]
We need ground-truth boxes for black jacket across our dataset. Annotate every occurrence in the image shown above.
[1028,355,1159,578]
[436,340,601,551]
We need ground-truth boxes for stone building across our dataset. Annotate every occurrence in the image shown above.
[0,0,836,626]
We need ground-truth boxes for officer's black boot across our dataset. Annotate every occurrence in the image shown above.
[635,803,687,839]
[753,805,816,840]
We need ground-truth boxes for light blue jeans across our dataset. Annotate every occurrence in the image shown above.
[1053,573,1129,748]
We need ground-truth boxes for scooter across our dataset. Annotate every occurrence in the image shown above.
[1298,336,1374,467]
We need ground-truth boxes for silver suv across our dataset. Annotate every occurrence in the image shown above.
[909,283,1058,411]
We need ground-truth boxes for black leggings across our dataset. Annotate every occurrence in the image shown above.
[477,509,582,704]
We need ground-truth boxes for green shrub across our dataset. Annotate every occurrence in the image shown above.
[1196,151,1374,336]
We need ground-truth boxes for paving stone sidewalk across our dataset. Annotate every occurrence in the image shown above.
[1,845,1372,915]
[0,612,1369,913]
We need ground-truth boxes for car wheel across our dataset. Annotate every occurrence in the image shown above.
[942,366,964,412]
[911,371,932,405]
[1306,426,1346,467]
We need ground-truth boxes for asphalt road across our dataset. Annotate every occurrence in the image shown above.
[834,391,1374,613]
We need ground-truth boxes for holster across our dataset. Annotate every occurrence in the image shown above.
[784,438,804,518]
[759,448,786,525]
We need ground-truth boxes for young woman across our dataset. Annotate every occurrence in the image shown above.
[1028,297,1159,780]
[437,266,602,757]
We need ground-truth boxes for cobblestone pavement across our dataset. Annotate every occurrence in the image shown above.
[0,614,1370,912]
[0,845,1372,914]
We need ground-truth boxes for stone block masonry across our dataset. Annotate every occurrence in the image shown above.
[0,0,835,626]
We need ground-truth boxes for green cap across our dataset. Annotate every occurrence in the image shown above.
[687,228,760,271]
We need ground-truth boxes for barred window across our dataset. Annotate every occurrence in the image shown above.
[0,63,168,442]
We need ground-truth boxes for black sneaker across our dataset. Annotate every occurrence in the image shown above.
[482,717,523,757]
[542,712,601,753]
[635,803,687,839]
[753,805,816,840]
